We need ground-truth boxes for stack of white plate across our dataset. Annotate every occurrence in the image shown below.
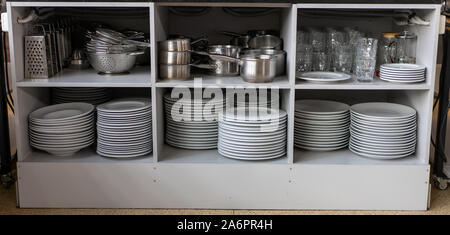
[52,87,112,105]
[164,93,224,150]
[350,102,417,159]
[231,90,280,109]
[380,63,426,83]
[28,102,95,156]
[218,107,287,160]
[96,98,152,158]
[294,100,350,151]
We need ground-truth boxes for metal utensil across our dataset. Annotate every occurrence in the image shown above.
[249,35,282,50]
[207,45,241,76]
[159,51,191,65]
[220,31,251,49]
[158,37,207,52]
[193,52,277,83]
[159,63,214,80]
[241,49,286,76]
[87,51,144,74]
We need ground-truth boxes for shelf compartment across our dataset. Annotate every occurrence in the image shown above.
[295,77,431,90]
[156,75,290,88]
[22,147,154,163]
[16,66,151,88]
[158,145,288,164]
[294,149,424,166]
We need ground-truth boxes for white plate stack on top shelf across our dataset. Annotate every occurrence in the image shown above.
[28,103,95,156]
[96,98,152,158]
[218,107,287,160]
[52,87,112,105]
[164,93,225,150]
[294,100,350,151]
[379,63,426,83]
[349,102,417,159]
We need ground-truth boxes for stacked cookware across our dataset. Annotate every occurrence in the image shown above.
[158,38,196,80]
[85,27,149,74]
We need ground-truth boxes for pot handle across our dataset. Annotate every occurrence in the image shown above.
[190,50,241,63]
[190,63,216,70]
[219,31,244,37]
[123,39,151,48]
[191,36,208,45]
[127,50,145,56]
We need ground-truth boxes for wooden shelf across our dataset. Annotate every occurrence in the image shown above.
[295,77,431,90]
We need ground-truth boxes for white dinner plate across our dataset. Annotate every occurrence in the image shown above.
[295,99,349,115]
[350,102,416,120]
[380,63,426,71]
[296,71,351,82]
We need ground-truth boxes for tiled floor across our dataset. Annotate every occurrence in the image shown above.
[0,183,449,215]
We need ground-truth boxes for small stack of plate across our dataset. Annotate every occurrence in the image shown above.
[164,93,225,150]
[28,103,95,156]
[350,102,417,159]
[218,107,287,160]
[294,100,350,151]
[96,98,152,158]
[380,63,426,83]
[52,88,112,105]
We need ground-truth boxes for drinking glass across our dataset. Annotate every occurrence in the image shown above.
[354,58,377,82]
[333,44,353,73]
[296,44,313,73]
[297,29,310,45]
[313,52,330,71]
[326,28,346,71]
[309,28,326,52]
[355,37,378,59]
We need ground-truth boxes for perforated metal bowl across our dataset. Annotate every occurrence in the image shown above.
[87,51,144,74]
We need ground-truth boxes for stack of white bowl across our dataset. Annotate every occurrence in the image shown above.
[164,93,225,149]
[52,87,112,105]
[28,103,95,156]
[96,98,152,158]
[218,107,287,160]
[294,99,350,151]
[379,63,426,83]
[349,102,417,159]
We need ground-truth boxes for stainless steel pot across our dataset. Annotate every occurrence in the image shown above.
[220,31,251,49]
[159,63,214,80]
[159,51,191,65]
[241,49,285,76]
[195,52,277,83]
[207,45,241,76]
[158,37,207,52]
[248,35,282,50]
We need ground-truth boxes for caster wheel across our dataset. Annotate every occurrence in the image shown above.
[434,179,448,190]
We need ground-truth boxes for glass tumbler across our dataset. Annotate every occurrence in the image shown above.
[296,44,313,73]
[395,31,417,64]
[309,29,326,52]
[313,52,330,72]
[354,37,378,82]
[333,44,353,73]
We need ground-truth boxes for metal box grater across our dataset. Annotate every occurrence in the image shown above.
[24,36,52,79]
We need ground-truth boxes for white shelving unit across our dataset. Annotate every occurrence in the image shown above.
[7,2,441,210]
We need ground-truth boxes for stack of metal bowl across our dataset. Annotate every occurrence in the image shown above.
[85,28,147,74]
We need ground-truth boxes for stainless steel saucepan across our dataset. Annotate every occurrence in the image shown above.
[158,37,207,52]
[159,63,214,80]
[241,49,286,76]
[207,45,241,76]
[194,52,277,83]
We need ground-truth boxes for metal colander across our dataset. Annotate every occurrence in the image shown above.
[87,51,144,74]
